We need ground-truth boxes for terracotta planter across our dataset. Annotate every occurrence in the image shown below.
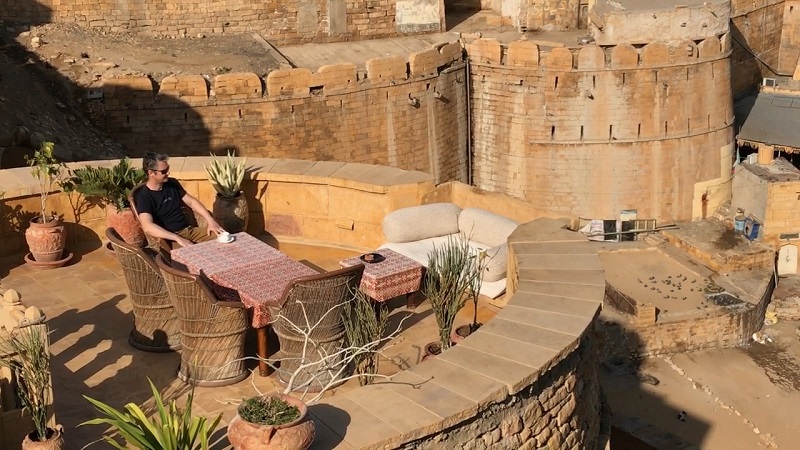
[21,426,65,450]
[227,394,315,450]
[213,193,249,234]
[25,217,66,263]
[106,206,145,247]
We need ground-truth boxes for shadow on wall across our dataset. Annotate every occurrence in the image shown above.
[597,316,712,449]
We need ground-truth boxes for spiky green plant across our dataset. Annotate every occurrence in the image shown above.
[61,158,146,210]
[342,289,388,385]
[0,325,52,442]
[423,234,483,351]
[25,141,65,223]
[80,378,222,450]
[204,150,247,198]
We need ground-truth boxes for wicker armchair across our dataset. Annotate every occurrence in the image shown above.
[269,264,365,392]
[156,254,249,387]
[106,228,181,352]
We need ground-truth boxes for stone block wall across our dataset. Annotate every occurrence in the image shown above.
[397,335,601,450]
[0,0,435,45]
[92,43,468,185]
[523,0,580,31]
[762,180,800,246]
[779,1,800,74]
[730,0,787,95]
[467,37,735,223]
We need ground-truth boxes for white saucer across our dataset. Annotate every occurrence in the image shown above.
[216,236,235,244]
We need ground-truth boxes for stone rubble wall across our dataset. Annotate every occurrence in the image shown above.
[91,43,468,185]
[729,0,787,95]
[0,0,422,45]
[467,36,736,223]
[398,334,603,450]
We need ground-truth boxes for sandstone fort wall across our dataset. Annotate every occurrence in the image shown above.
[0,0,431,44]
[467,36,735,222]
[730,0,787,94]
[91,43,469,184]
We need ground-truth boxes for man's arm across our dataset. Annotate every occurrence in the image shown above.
[138,212,194,248]
[182,193,224,235]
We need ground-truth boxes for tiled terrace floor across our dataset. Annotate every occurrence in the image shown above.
[0,237,500,449]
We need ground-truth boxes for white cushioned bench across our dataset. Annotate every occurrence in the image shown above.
[379,203,518,299]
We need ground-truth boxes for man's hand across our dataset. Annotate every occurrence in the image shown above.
[175,237,194,248]
[206,219,225,235]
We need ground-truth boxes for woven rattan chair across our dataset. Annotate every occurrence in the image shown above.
[156,254,249,387]
[106,228,181,352]
[269,264,365,392]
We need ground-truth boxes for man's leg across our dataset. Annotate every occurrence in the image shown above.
[183,226,215,243]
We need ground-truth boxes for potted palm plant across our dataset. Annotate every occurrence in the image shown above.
[422,235,482,359]
[0,324,64,450]
[204,150,248,233]
[61,158,147,247]
[80,378,221,449]
[24,142,67,264]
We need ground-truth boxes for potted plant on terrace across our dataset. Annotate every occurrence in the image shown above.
[0,324,64,450]
[61,158,147,247]
[24,142,67,264]
[422,234,482,359]
[453,249,487,344]
[204,150,248,233]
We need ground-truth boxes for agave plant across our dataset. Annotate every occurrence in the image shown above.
[80,378,221,450]
[204,150,247,198]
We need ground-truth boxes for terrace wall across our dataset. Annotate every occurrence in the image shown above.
[467,36,735,223]
[0,0,443,44]
[89,43,468,185]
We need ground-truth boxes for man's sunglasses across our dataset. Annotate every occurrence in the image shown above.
[151,166,170,175]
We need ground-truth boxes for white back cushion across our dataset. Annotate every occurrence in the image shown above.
[382,203,463,243]
[458,208,519,247]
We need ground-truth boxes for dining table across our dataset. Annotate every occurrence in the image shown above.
[170,232,318,376]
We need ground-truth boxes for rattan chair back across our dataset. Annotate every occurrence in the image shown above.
[269,264,365,390]
[106,227,181,352]
[155,254,249,387]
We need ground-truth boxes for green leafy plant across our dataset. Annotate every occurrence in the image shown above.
[342,289,388,385]
[204,150,247,198]
[424,234,483,351]
[61,158,146,210]
[0,325,52,442]
[25,141,65,223]
[238,396,300,426]
[80,378,221,450]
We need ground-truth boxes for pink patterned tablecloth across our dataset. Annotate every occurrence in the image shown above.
[171,232,318,328]
[339,249,424,302]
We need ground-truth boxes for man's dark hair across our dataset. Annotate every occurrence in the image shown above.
[143,152,169,172]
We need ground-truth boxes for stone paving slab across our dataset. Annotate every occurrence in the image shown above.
[494,305,591,336]
[516,280,606,303]
[479,317,578,351]
[508,292,603,317]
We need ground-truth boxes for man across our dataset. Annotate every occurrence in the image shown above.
[134,152,224,248]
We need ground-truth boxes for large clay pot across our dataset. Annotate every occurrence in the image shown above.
[22,426,65,450]
[25,217,66,262]
[106,206,145,247]
[227,394,315,450]
[213,193,249,233]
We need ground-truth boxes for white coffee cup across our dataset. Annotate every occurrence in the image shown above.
[217,231,230,242]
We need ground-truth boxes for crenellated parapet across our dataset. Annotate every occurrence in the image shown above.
[467,34,731,70]
[100,42,465,108]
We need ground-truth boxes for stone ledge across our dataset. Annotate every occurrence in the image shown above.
[314,217,603,448]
